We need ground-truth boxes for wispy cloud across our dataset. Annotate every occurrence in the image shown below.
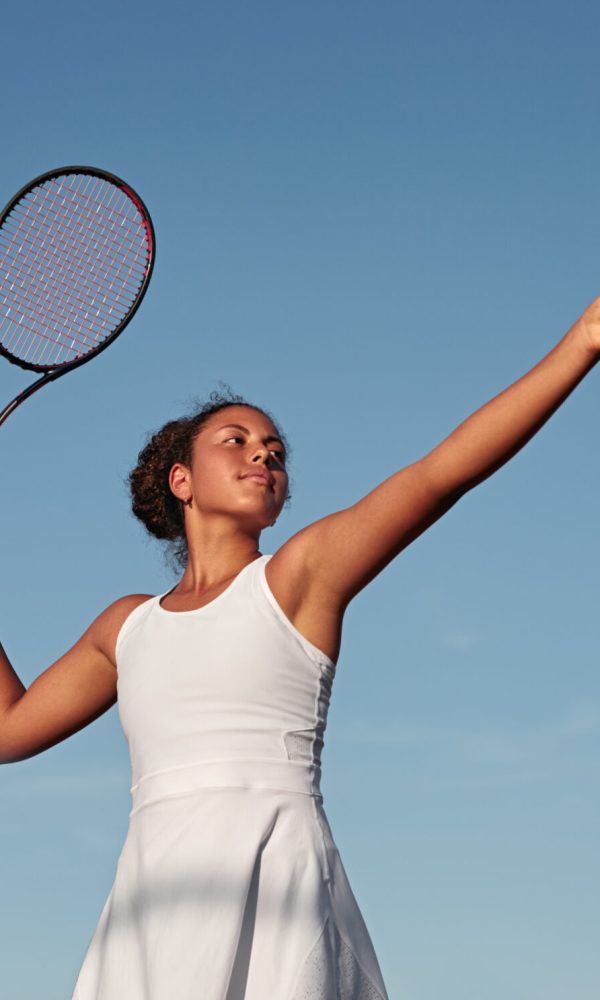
[71,821,126,854]
[439,629,485,652]
[0,764,128,802]
[335,700,600,784]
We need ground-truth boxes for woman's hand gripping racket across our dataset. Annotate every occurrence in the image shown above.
[0,166,155,427]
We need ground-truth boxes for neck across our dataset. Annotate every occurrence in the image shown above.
[178,519,262,595]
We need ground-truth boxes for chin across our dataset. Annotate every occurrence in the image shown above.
[236,507,276,532]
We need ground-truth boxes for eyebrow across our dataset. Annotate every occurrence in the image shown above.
[217,423,286,451]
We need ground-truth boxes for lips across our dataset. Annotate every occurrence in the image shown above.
[240,471,274,488]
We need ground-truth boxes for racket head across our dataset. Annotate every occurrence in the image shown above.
[0,165,155,374]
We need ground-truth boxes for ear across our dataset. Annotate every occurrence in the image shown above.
[169,462,192,503]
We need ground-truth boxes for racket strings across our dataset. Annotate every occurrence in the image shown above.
[0,173,151,368]
[0,174,145,287]
[0,178,147,361]
[1,195,149,276]
[0,237,144,332]
[1,207,147,285]
[0,232,144,318]
[0,253,142,321]
[0,244,140,362]
[0,281,113,355]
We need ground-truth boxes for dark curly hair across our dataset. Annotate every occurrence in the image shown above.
[128,388,290,570]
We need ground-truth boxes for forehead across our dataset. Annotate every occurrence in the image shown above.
[203,405,281,438]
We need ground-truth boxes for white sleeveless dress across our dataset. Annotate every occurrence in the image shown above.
[71,555,389,999]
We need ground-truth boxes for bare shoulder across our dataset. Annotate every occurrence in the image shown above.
[0,592,155,763]
[266,529,317,616]
[87,593,154,666]
[267,516,349,611]
[268,455,457,613]
[266,528,344,664]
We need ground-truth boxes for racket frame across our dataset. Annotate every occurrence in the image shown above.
[0,165,155,426]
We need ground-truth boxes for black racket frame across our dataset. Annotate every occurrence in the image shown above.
[0,164,156,427]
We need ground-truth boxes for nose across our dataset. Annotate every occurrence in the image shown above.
[251,445,269,463]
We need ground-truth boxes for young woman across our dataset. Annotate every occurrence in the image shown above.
[1,299,599,999]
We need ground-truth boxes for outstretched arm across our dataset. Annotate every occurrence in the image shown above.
[417,303,599,499]
[278,299,600,611]
[0,595,151,764]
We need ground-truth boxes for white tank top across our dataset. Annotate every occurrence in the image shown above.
[115,554,336,802]
[74,555,390,1000]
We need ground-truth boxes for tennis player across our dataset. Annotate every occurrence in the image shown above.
[1,299,598,999]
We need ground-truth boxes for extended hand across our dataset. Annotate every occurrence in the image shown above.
[570,297,600,361]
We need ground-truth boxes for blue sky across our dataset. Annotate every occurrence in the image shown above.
[1,1,599,997]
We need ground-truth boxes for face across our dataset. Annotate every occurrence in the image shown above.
[170,406,289,531]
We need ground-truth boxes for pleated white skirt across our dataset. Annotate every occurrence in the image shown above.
[71,759,388,999]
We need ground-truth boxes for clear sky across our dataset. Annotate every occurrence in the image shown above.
[1,1,599,997]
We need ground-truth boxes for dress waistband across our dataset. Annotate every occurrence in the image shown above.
[129,757,323,816]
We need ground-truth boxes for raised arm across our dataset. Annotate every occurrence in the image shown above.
[272,299,600,622]
[0,595,151,764]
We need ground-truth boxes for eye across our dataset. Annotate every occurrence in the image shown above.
[269,448,286,463]
[224,435,244,445]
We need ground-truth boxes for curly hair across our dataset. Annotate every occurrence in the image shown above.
[128,388,290,570]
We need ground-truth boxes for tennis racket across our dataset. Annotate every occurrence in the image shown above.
[0,165,155,427]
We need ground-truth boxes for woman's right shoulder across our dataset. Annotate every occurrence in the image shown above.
[88,593,155,666]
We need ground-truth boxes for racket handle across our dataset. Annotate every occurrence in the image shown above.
[0,370,64,429]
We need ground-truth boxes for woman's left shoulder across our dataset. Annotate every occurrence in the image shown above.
[265,527,332,619]
[264,531,343,663]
